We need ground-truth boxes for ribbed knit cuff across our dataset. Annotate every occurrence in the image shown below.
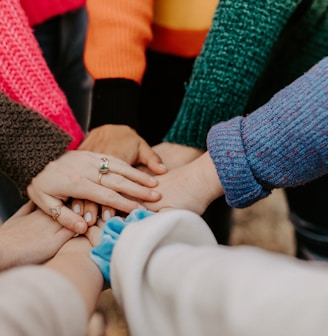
[207,56,328,208]
[0,93,71,197]
[207,117,269,209]
[89,79,140,130]
[164,0,301,150]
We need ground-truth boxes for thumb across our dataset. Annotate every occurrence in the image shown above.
[138,142,168,175]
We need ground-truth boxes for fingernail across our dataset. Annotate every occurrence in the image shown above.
[151,190,161,198]
[159,163,167,170]
[84,212,92,223]
[73,204,81,213]
[103,210,111,221]
[76,221,86,234]
[149,176,158,183]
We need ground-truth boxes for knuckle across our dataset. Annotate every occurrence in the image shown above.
[112,174,126,186]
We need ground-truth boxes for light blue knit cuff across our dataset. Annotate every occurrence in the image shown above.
[90,209,155,284]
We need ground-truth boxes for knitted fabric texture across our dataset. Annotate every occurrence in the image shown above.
[245,0,328,112]
[0,0,84,150]
[207,57,328,208]
[0,93,72,197]
[86,0,216,130]
[164,0,318,150]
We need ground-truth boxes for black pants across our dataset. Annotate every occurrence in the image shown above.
[286,174,328,260]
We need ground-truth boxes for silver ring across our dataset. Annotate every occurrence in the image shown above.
[99,157,110,174]
[50,204,63,221]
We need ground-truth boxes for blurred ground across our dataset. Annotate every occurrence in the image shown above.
[89,188,296,336]
[230,188,295,256]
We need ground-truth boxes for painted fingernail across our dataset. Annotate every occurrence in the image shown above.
[73,204,81,213]
[103,210,111,221]
[84,212,92,223]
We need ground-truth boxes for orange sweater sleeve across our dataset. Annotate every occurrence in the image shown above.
[84,0,154,84]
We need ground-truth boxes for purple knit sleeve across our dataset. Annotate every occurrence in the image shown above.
[207,57,328,208]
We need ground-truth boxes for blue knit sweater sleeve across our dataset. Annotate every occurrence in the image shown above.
[207,57,328,208]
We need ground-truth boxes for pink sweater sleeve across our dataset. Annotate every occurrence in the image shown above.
[0,0,84,149]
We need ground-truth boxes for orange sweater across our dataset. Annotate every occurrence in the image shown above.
[85,0,218,83]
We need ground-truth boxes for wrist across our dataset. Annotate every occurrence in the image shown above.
[0,233,15,271]
[195,153,223,203]
[46,237,103,316]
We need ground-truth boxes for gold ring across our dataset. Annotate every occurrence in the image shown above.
[99,157,110,174]
[98,173,104,185]
[50,204,63,221]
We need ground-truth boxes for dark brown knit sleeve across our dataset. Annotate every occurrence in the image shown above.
[0,92,72,197]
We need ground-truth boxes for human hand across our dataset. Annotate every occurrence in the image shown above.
[0,201,74,271]
[79,125,168,175]
[27,150,161,234]
[70,199,115,227]
[152,142,204,170]
[142,153,223,214]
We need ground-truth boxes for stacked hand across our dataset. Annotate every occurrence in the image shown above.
[79,125,168,173]
[27,150,162,234]
[0,201,74,270]
[142,153,223,214]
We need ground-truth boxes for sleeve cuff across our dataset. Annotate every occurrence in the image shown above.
[207,117,270,208]
[0,95,71,197]
[89,78,140,130]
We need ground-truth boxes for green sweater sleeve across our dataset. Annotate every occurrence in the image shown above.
[164,0,302,150]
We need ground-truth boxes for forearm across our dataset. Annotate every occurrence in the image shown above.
[85,0,154,129]
[0,266,88,336]
[0,93,71,197]
[110,210,218,335]
[0,0,84,149]
[208,57,328,208]
[85,0,153,83]
[164,0,302,150]
[111,210,328,336]
[45,237,103,317]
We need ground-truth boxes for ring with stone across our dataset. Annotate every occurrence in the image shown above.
[50,204,63,221]
[99,157,110,174]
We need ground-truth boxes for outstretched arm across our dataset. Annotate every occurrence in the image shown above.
[111,210,328,336]
[0,235,103,336]
[164,0,303,150]
[144,57,328,213]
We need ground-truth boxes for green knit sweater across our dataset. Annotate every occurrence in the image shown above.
[164,0,328,150]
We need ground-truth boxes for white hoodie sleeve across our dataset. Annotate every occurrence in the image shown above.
[111,209,328,336]
[0,266,87,336]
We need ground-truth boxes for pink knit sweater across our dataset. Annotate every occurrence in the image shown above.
[20,0,85,26]
[0,0,84,149]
